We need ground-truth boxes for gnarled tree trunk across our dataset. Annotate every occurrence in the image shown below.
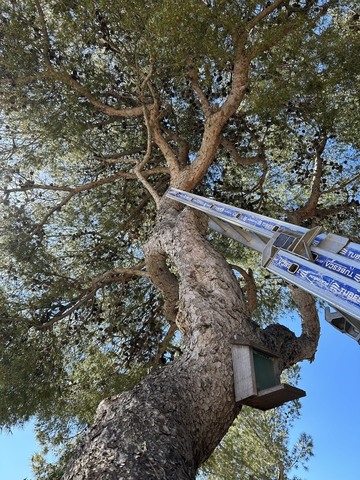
[63,202,319,479]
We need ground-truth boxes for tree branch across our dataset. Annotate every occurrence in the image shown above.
[260,286,320,369]
[221,137,266,166]
[152,323,178,368]
[33,264,148,331]
[46,69,148,118]
[94,147,147,165]
[290,286,320,362]
[248,20,300,59]
[231,264,257,315]
[146,87,181,181]
[292,133,327,221]
[33,0,51,65]
[133,107,161,208]
[188,67,212,118]
[30,171,167,233]
[179,42,250,190]
[322,171,360,196]
[161,129,190,169]
[245,0,287,32]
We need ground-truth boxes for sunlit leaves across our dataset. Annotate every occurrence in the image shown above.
[0,1,359,477]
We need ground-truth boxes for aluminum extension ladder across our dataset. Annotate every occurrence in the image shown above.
[166,188,360,344]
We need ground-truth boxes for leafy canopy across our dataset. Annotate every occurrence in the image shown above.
[0,0,359,476]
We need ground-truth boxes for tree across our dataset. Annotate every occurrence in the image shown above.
[0,1,359,479]
[201,367,314,480]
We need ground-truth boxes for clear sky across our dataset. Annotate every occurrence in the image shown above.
[0,309,359,480]
[288,311,360,480]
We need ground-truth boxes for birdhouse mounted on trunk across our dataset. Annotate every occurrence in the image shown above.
[231,336,306,410]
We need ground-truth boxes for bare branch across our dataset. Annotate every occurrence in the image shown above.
[231,264,257,315]
[290,286,320,362]
[133,107,161,208]
[221,137,265,166]
[46,69,148,118]
[146,85,181,180]
[119,177,169,231]
[30,171,161,233]
[0,75,41,85]
[248,0,339,59]
[33,264,148,331]
[293,133,327,220]
[248,20,299,59]
[179,42,250,190]
[188,67,212,118]
[315,199,359,220]
[94,147,146,165]
[91,265,149,288]
[245,0,286,32]
[1,68,148,118]
[2,183,73,194]
[322,171,360,195]
[160,128,189,169]
[152,323,178,369]
[33,0,51,65]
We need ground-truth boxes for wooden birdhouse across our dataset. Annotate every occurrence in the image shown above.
[231,336,306,410]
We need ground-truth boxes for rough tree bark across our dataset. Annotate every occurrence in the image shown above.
[63,200,320,480]
[61,9,321,478]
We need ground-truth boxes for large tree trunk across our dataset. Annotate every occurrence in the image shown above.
[63,203,319,479]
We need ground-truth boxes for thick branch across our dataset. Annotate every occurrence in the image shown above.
[188,68,212,118]
[162,129,190,169]
[292,133,327,221]
[147,101,181,180]
[290,286,320,362]
[143,205,183,324]
[231,264,257,315]
[179,43,250,190]
[145,250,179,323]
[261,286,320,369]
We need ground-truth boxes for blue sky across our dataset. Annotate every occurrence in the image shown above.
[288,313,360,480]
[0,310,359,480]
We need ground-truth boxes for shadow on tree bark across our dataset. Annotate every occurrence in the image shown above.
[64,204,319,479]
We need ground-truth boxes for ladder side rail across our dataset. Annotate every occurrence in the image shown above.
[166,188,307,238]
[166,188,360,268]
[311,247,360,284]
[166,188,360,342]
[267,249,360,325]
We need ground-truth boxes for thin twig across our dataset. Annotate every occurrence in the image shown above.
[33,265,148,331]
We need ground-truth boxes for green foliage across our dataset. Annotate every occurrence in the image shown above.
[200,368,314,480]
[0,0,359,478]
